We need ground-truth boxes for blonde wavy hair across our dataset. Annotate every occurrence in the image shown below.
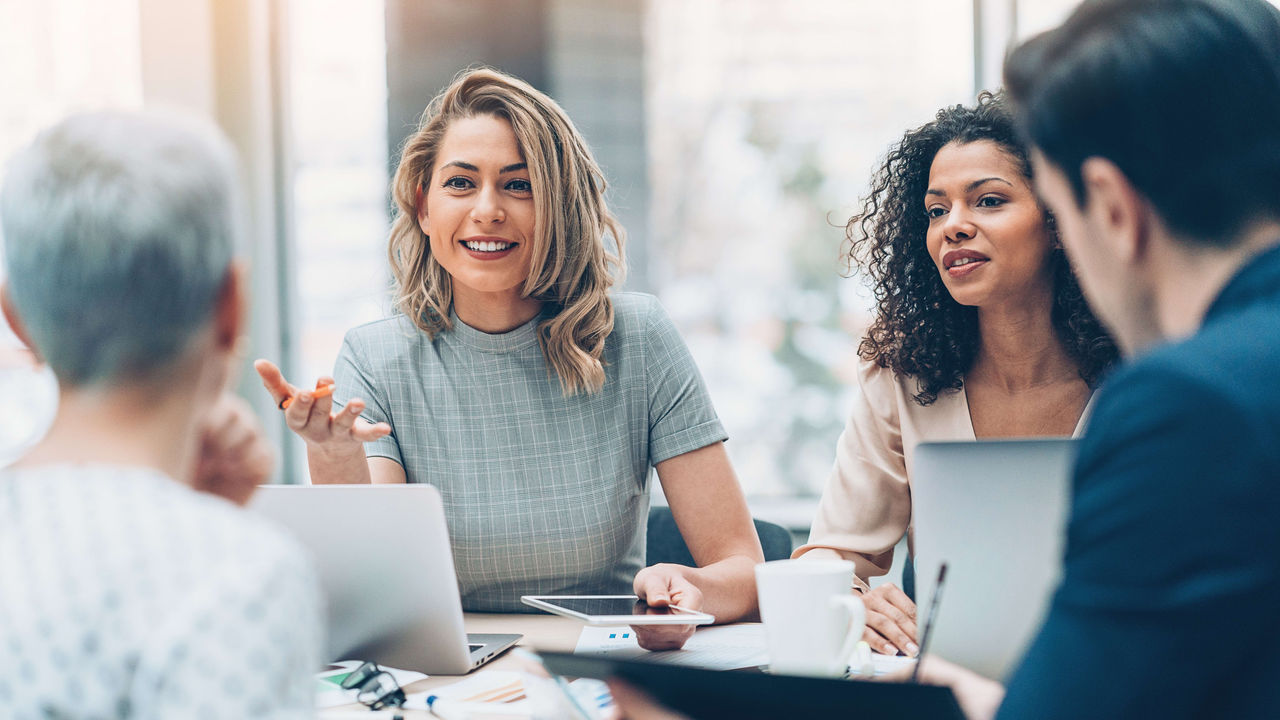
[388,67,626,395]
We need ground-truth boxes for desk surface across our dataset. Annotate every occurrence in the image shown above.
[320,612,584,718]
[318,614,951,720]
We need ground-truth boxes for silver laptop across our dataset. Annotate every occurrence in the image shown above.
[911,439,1076,681]
[249,484,521,674]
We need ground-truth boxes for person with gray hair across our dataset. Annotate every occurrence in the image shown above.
[0,110,322,718]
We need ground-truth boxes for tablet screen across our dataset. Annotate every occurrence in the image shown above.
[542,597,688,617]
[522,595,716,624]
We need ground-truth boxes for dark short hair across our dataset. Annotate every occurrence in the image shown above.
[1004,0,1280,245]
[847,92,1117,405]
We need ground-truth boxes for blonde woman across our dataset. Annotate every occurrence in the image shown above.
[255,68,762,649]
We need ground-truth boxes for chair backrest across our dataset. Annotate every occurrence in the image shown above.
[646,505,793,566]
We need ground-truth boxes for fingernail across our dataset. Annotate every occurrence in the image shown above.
[299,392,311,403]
[885,644,896,654]
[906,642,920,657]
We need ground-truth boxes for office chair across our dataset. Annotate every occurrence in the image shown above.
[646,505,793,566]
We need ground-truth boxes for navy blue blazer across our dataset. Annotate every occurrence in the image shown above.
[998,244,1280,718]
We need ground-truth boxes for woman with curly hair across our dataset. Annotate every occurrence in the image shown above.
[792,92,1117,657]
[255,68,763,649]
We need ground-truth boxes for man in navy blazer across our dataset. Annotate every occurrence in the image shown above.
[919,1,1280,717]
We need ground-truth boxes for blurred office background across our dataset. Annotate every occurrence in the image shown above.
[0,0,1102,533]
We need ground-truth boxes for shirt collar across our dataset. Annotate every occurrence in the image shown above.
[1203,242,1280,325]
[445,307,544,353]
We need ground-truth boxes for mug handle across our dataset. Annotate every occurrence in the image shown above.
[829,594,867,676]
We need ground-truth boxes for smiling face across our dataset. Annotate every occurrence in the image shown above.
[418,114,538,311]
[924,140,1055,310]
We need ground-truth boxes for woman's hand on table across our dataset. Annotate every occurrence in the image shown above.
[630,563,704,651]
[861,582,919,657]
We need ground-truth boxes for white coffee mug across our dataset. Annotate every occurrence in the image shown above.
[755,558,866,676]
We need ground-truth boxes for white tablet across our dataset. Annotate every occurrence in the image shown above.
[521,595,716,625]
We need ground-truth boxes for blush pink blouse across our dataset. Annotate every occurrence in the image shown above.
[792,357,1092,592]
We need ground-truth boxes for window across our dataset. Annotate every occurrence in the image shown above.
[2,0,1103,500]
[287,0,390,385]
[0,0,143,464]
[645,0,972,497]
[285,0,390,476]
[1015,0,1080,40]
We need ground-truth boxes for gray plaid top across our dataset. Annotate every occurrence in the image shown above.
[333,292,727,611]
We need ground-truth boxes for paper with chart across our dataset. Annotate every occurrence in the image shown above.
[403,670,615,719]
[574,623,918,676]
[575,624,769,670]
[403,670,530,715]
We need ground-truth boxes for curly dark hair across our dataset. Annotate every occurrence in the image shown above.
[846,91,1118,405]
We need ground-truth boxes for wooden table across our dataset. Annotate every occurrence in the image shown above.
[319,612,585,718]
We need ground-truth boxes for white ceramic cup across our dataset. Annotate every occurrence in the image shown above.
[755,558,866,676]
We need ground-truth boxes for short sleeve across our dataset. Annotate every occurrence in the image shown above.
[130,539,324,720]
[642,298,728,466]
[333,329,404,466]
[792,358,911,591]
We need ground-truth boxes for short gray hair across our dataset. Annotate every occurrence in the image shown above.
[1,110,240,387]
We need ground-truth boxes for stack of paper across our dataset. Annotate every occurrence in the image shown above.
[403,671,613,719]
[574,624,769,670]
[402,670,530,717]
[574,623,919,677]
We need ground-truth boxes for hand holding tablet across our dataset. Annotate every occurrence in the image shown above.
[521,595,716,626]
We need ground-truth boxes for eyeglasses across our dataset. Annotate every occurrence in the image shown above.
[340,661,406,711]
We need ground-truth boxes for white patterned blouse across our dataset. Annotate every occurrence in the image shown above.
[0,464,323,719]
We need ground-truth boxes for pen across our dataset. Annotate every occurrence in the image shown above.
[279,378,334,410]
[511,648,593,720]
[910,562,948,684]
[425,693,469,720]
[551,674,593,720]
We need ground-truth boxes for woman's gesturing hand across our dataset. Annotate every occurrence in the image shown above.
[253,359,391,449]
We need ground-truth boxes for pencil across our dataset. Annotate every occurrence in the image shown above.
[280,379,335,410]
[911,562,948,684]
